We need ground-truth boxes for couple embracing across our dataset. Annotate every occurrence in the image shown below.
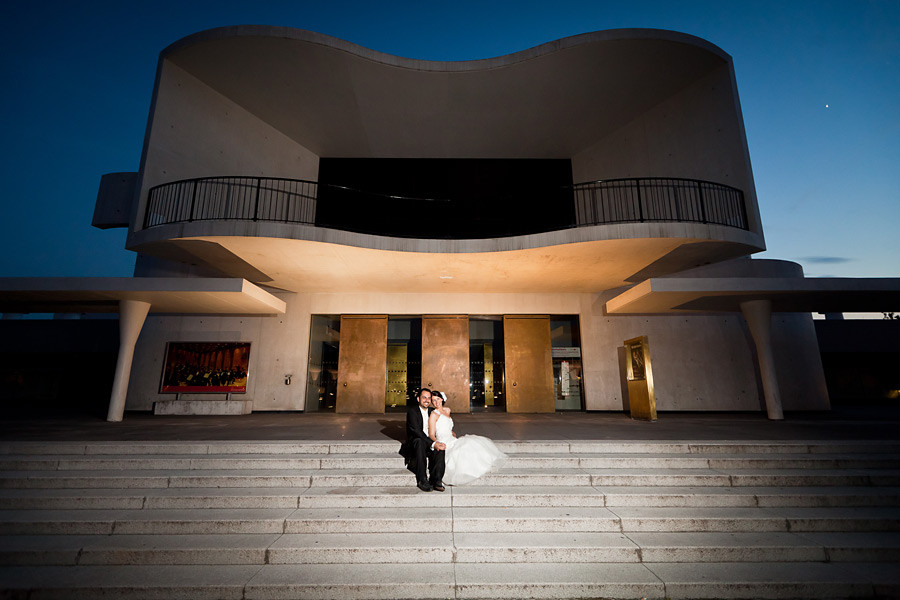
[400,387,507,492]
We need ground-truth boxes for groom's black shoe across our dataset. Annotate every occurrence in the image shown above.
[417,481,433,492]
[432,482,445,492]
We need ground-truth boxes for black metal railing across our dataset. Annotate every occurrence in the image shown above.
[573,177,747,230]
[144,176,317,229]
[144,175,748,233]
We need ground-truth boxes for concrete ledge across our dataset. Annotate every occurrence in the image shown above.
[153,400,253,416]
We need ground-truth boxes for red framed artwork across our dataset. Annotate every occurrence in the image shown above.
[160,342,250,393]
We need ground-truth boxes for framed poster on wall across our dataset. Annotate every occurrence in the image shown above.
[160,342,250,393]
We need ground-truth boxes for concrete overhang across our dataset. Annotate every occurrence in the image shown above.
[606,277,900,315]
[0,278,286,315]
[161,26,731,157]
[129,221,763,293]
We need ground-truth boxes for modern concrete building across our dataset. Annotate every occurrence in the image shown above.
[14,26,899,420]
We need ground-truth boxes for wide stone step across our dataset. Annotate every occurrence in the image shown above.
[0,508,296,535]
[682,442,900,455]
[0,533,280,565]
[0,442,371,456]
[4,439,900,455]
[267,532,455,564]
[0,489,151,510]
[2,505,898,537]
[591,468,900,487]
[2,485,899,514]
[452,561,892,599]
[725,468,900,487]
[310,468,593,487]
[4,451,900,472]
[600,485,900,508]
[608,506,900,533]
[0,456,327,471]
[0,470,318,489]
[3,531,900,568]
[4,466,899,491]
[284,507,453,534]
[5,561,896,599]
[1,438,898,598]
[453,531,868,564]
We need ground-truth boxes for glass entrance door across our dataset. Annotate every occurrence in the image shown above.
[551,316,585,410]
[306,315,340,412]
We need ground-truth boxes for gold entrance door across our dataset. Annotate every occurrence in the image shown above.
[504,315,554,413]
[336,315,388,413]
[421,315,470,413]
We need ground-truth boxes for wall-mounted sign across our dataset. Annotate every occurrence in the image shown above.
[627,340,646,381]
[551,347,581,358]
[160,342,250,393]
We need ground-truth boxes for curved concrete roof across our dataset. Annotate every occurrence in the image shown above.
[131,27,759,292]
[161,26,731,158]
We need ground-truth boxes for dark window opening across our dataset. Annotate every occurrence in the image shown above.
[316,158,575,238]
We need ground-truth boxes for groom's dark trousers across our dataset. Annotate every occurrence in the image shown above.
[401,404,445,486]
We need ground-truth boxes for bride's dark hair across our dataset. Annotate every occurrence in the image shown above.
[431,390,445,403]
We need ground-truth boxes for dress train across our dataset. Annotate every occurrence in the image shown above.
[434,414,507,485]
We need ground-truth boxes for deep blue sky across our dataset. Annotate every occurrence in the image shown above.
[1,0,897,279]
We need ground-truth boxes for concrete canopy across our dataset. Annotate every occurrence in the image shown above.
[0,278,286,315]
[606,277,900,315]
[131,228,761,294]
[163,27,730,158]
[605,273,900,420]
[0,278,285,423]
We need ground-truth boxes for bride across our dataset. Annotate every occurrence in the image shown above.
[428,390,507,485]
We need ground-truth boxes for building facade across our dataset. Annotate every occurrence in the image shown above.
[93,26,830,416]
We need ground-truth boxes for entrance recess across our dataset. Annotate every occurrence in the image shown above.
[336,315,388,413]
[470,317,505,411]
[385,317,422,410]
[503,315,555,412]
[422,315,470,413]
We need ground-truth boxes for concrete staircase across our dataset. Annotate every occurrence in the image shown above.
[1,439,900,599]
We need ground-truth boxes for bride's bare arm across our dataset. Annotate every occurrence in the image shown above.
[428,411,439,442]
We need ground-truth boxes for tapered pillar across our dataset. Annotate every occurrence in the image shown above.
[740,299,784,420]
[107,300,151,422]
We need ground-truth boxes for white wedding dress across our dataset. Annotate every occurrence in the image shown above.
[434,413,507,485]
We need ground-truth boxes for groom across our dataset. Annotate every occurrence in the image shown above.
[400,387,446,492]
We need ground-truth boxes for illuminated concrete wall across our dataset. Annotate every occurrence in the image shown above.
[133,61,320,231]
[571,63,762,236]
[125,290,828,413]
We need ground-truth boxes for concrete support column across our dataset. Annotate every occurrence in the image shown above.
[740,299,784,420]
[107,300,151,422]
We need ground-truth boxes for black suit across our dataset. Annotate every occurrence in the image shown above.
[400,403,445,486]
